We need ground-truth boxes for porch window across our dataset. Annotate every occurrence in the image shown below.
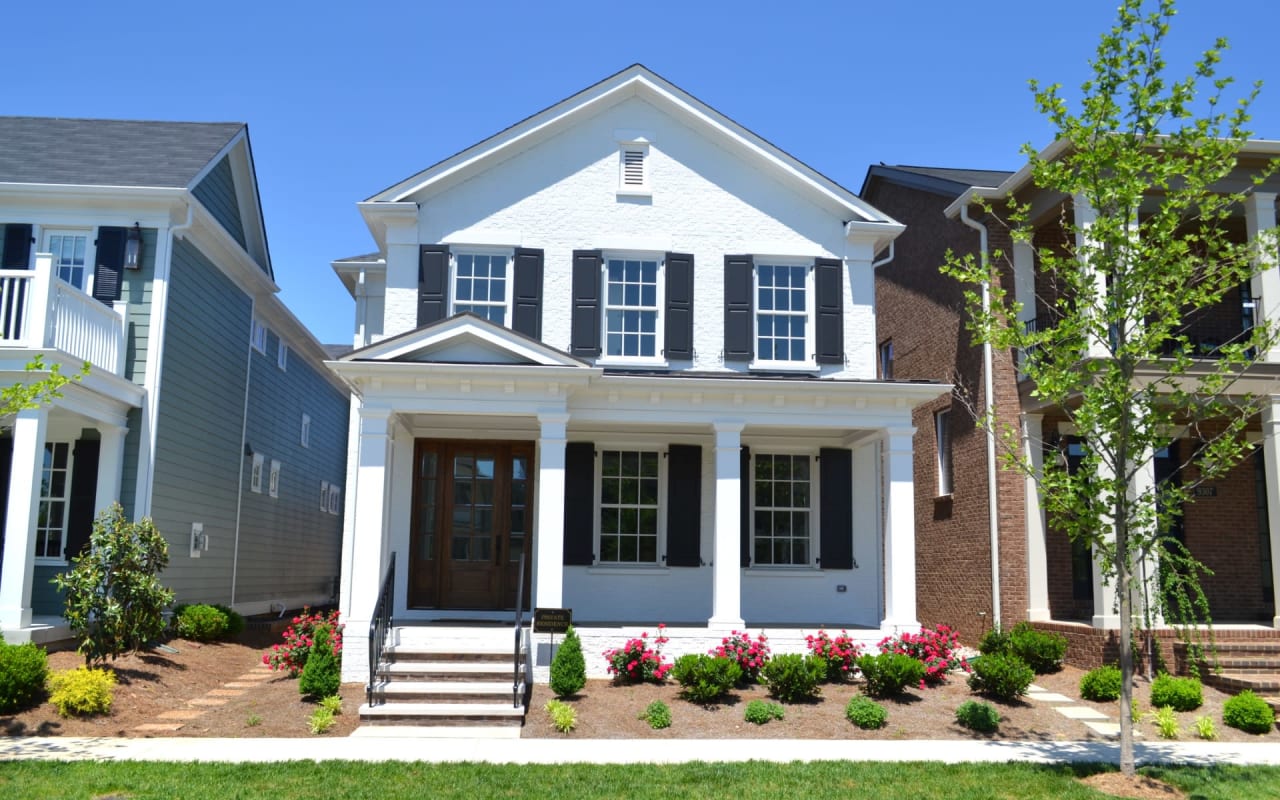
[35,442,72,561]
[752,453,813,566]
[452,251,511,324]
[598,449,660,563]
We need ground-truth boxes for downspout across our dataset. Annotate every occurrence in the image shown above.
[959,204,1003,631]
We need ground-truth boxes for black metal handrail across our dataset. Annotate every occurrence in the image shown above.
[367,552,396,707]
[512,549,526,708]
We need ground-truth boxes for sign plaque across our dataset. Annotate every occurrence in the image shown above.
[533,607,572,634]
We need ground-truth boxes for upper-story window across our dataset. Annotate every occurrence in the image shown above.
[452,251,511,325]
[250,319,267,353]
[277,340,288,371]
[879,340,894,380]
[44,230,92,292]
[936,409,953,497]
[603,255,662,359]
[754,261,813,365]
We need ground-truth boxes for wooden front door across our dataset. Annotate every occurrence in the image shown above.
[409,441,533,610]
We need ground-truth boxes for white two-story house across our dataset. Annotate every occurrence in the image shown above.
[331,66,946,682]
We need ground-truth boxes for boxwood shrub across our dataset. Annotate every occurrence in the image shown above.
[1150,673,1202,712]
[856,652,926,698]
[759,654,825,703]
[0,641,48,713]
[1079,664,1123,702]
[966,653,1034,701]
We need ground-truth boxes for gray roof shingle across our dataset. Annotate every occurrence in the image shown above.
[0,117,244,188]
[887,165,1013,190]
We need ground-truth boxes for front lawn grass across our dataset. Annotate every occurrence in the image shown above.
[1,761,1278,799]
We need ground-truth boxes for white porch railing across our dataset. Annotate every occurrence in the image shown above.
[0,253,128,376]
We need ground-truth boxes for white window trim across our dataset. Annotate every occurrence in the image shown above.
[936,409,953,497]
[268,459,281,498]
[328,484,340,515]
[320,480,330,513]
[614,132,652,198]
[34,441,74,565]
[250,453,264,494]
[749,257,817,372]
[597,251,666,367]
[879,339,894,380]
[277,339,288,371]
[448,246,514,325]
[593,445,666,566]
[42,228,96,296]
[301,414,311,448]
[250,319,267,353]
[746,448,820,569]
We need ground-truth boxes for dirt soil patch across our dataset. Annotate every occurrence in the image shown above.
[1,631,364,738]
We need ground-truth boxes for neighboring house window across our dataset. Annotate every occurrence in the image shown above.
[35,442,72,561]
[301,414,311,448]
[269,460,281,498]
[879,340,894,380]
[328,484,340,515]
[755,261,812,364]
[598,449,660,563]
[603,255,661,359]
[250,319,267,353]
[250,453,264,493]
[936,409,953,496]
[452,251,510,325]
[752,453,813,566]
[277,340,288,371]
[44,230,92,292]
[320,480,330,512]
[618,143,649,193]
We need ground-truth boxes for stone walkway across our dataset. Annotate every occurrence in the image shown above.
[1024,683,1135,739]
[130,664,274,734]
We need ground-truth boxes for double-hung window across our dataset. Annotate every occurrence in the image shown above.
[754,261,813,366]
[597,449,661,564]
[752,453,813,566]
[452,250,511,325]
[603,255,661,359]
[35,442,72,561]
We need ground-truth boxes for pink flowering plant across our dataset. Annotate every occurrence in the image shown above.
[710,630,771,683]
[877,623,968,687]
[805,629,865,682]
[603,624,671,683]
[262,608,344,677]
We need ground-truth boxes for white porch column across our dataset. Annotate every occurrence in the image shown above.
[1072,194,1111,360]
[1246,192,1279,363]
[1261,397,1280,628]
[1129,450,1163,627]
[0,407,49,629]
[93,423,127,516]
[345,408,393,623]
[708,421,744,629]
[534,413,568,610]
[1022,413,1051,621]
[882,426,919,631]
[1091,442,1121,629]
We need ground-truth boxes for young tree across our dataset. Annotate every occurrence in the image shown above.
[1,355,83,419]
[943,0,1276,776]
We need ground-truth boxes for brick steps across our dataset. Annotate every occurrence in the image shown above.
[1190,639,1280,722]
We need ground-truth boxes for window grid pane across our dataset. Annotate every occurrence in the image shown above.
[49,234,88,290]
[604,258,658,357]
[36,443,70,559]
[454,253,508,325]
[756,264,807,362]
[599,449,659,563]
[752,453,811,566]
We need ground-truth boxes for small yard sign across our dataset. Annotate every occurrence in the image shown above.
[533,607,572,634]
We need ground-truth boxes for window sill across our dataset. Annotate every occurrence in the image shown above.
[748,361,819,374]
[596,358,669,370]
[587,565,669,575]
[34,558,68,567]
[615,188,652,200]
[744,566,825,577]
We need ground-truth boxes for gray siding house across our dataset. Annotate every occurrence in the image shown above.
[0,117,349,643]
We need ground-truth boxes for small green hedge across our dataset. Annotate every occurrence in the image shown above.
[1150,674,1202,712]
[845,696,888,729]
[0,641,48,713]
[857,652,926,698]
[1079,664,1123,702]
[1223,691,1276,735]
[967,653,1033,701]
[759,654,825,703]
[671,654,741,704]
[955,700,1000,733]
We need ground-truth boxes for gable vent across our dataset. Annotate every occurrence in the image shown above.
[622,148,646,187]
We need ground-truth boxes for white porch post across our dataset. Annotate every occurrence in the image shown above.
[534,413,568,610]
[0,407,49,629]
[709,421,744,629]
[1246,192,1279,363]
[1072,194,1111,360]
[1129,450,1163,627]
[346,408,393,623]
[882,426,919,631]
[1091,443,1121,628]
[1022,413,1051,621]
[93,423,127,515]
[1261,397,1280,628]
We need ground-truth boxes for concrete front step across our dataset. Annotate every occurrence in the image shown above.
[358,702,526,727]
[377,661,514,682]
[383,645,515,664]
[373,680,519,703]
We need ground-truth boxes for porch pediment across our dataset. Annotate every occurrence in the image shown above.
[340,312,588,368]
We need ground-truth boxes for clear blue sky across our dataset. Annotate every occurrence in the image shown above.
[4,1,1277,345]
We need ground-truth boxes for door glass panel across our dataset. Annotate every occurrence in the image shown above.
[451,452,495,563]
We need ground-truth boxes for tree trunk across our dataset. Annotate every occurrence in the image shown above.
[1117,529,1135,777]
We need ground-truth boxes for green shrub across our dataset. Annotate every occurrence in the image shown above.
[671,654,742,704]
[1150,673,1202,712]
[955,700,1000,733]
[1194,715,1217,741]
[844,696,888,729]
[1006,623,1067,673]
[544,699,576,733]
[1223,690,1276,734]
[759,654,825,703]
[298,625,340,700]
[319,695,343,715]
[856,652,926,698]
[0,641,48,713]
[743,699,785,725]
[1152,705,1180,739]
[211,604,245,638]
[638,700,671,729]
[47,666,116,717]
[967,653,1034,701]
[175,604,229,642]
[1079,664,1123,702]
[977,626,1010,656]
[550,626,587,698]
[308,707,335,734]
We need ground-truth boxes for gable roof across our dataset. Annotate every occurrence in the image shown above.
[340,312,589,368]
[0,117,244,188]
[367,64,896,225]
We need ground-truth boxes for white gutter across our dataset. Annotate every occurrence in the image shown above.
[871,241,895,269]
[959,204,1003,630]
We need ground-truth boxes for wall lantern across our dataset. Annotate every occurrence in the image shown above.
[124,223,143,270]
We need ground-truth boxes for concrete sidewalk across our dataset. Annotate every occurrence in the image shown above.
[2,735,1279,765]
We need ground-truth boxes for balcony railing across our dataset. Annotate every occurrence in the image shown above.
[0,253,128,376]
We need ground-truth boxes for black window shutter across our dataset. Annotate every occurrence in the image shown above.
[819,448,853,569]
[570,250,602,356]
[739,445,751,567]
[511,247,543,338]
[665,444,702,566]
[2,224,32,269]
[814,257,844,365]
[417,245,449,327]
[66,438,101,559]
[664,252,694,360]
[724,255,753,361]
[92,227,127,305]
[563,442,596,565]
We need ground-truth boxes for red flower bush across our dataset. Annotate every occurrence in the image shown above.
[710,630,771,681]
[805,629,864,682]
[603,624,671,683]
[262,608,344,677]
[877,623,968,687]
